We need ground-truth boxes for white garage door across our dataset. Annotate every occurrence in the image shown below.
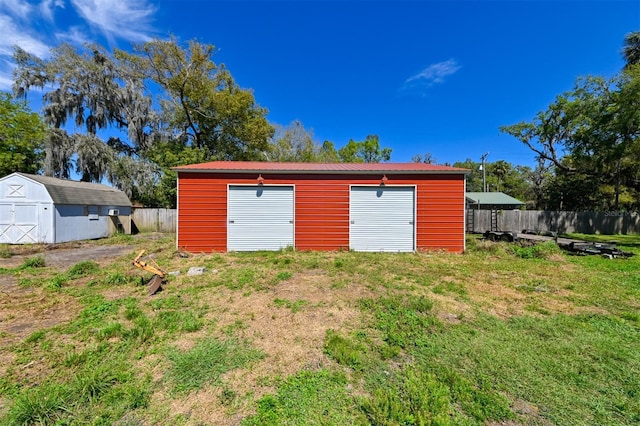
[350,186,415,252]
[0,203,39,244]
[228,186,294,251]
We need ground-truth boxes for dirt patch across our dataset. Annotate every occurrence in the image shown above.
[151,271,374,424]
[0,277,82,378]
[0,244,133,270]
[0,242,134,377]
[460,275,604,319]
[0,277,81,335]
[216,273,371,387]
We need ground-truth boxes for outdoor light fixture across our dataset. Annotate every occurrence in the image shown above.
[257,174,264,185]
[381,174,388,185]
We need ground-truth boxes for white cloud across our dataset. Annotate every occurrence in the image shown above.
[0,14,50,57]
[55,25,90,46]
[0,0,33,20]
[0,1,54,90]
[0,0,157,91]
[70,0,156,44]
[39,0,65,22]
[0,58,15,91]
[405,59,461,86]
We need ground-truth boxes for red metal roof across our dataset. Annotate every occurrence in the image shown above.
[174,161,468,174]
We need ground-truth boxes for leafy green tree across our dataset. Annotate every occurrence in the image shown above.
[13,43,155,183]
[125,37,274,161]
[318,141,340,162]
[266,124,390,164]
[268,120,318,162]
[0,92,45,176]
[42,129,74,179]
[12,43,157,192]
[143,142,208,207]
[338,135,391,163]
[12,38,274,207]
[453,159,482,192]
[623,31,640,68]
[489,160,510,192]
[501,71,640,210]
[121,38,275,206]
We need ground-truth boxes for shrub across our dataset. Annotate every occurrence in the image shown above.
[512,241,561,259]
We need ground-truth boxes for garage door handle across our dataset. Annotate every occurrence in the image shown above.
[351,220,355,224]
[409,221,414,224]
[289,220,294,224]
[229,220,235,223]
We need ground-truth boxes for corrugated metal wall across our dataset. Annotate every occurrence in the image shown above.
[177,172,465,253]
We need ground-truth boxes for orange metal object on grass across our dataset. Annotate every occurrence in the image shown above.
[132,249,166,295]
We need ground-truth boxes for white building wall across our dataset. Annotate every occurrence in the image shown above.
[53,205,132,243]
[0,174,51,202]
[54,205,109,243]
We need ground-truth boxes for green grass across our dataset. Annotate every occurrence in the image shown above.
[6,381,73,425]
[20,255,45,269]
[510,240,562,259]
[67,260,100,278]
[414,313,640,425]
[166,337,264,394]
[273,298,308,313]
[324,329,374,371]
[0,244,12,258]
[566,233,640,247]
[5,350,151,425]
[1,233,639,425]
[97,233,135,245]
[243,370,365,425]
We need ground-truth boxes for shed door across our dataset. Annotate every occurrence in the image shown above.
[228,186,294,251]
[350,186,415,252]
[0,204,39,244]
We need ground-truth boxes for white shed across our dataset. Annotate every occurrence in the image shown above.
[0,172,132,244]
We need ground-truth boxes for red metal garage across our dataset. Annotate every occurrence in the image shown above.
[174,161,468,253]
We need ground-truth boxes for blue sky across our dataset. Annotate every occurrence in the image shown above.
[1,0,638,167]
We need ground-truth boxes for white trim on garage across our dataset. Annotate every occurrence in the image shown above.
[349,185,416,252]
[227,185,295,251]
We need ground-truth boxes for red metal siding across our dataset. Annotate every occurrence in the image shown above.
[417,175,465,252]
[177,172,465,253]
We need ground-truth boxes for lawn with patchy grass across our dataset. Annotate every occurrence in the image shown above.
[0,234,638,425]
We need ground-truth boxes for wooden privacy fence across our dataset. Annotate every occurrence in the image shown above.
[467,210,640,235]
[133,208,640,235]
[132,208,177,233]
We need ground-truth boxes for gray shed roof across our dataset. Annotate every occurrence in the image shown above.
[19,173,132,206]
[466,192,524,206]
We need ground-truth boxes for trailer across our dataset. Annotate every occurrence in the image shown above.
[482,230,635,258]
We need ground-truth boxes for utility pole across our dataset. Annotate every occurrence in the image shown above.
[480,152,489,192]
